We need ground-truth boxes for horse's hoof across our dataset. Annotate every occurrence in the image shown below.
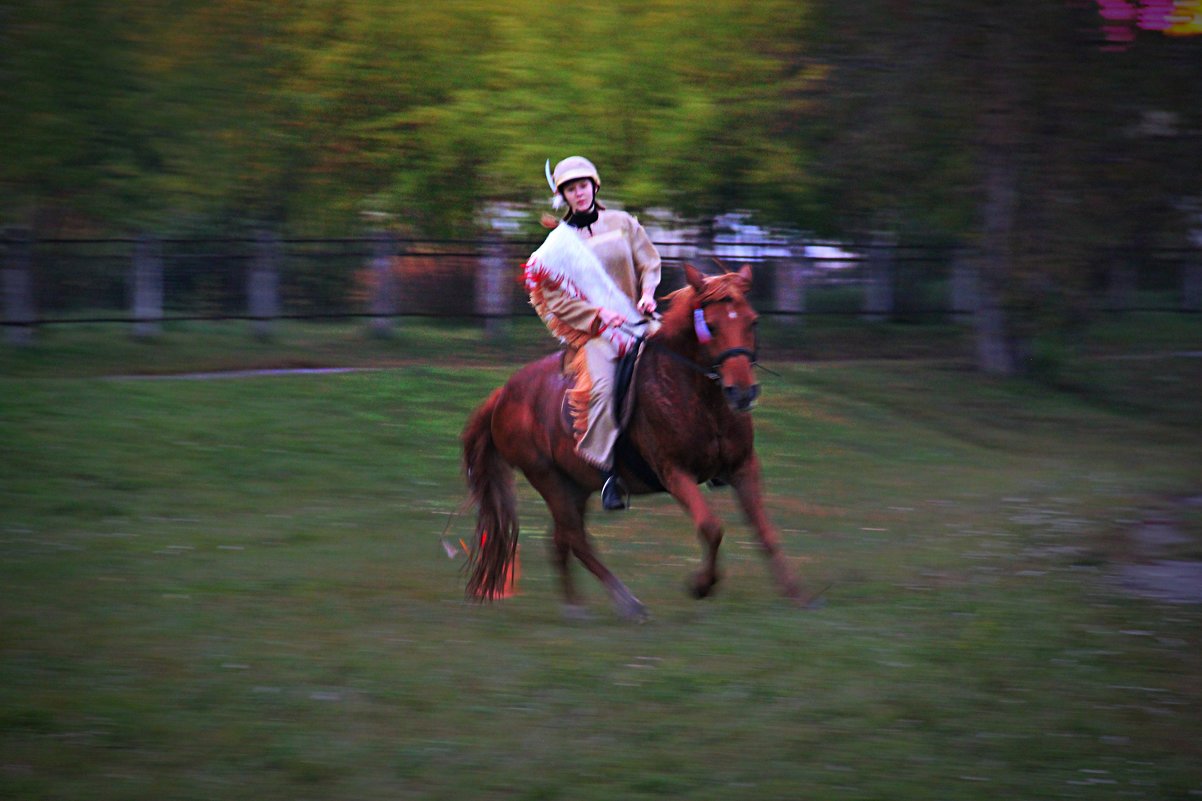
[614,596,649,623]
[562,603,594,621]
[688,572,718,599]
[791,584,831,610]
[605,581,648,622]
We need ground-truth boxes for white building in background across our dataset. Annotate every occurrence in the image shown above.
[501,202,858,277]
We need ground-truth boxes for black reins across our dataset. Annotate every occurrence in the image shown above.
[622,302,761,383]
[646,338,727,381]
[693,297,760,380]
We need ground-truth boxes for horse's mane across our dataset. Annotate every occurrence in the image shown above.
[657,286,697,340]
[656,273,748,341]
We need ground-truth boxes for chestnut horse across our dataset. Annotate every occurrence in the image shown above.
[461,264,815,619]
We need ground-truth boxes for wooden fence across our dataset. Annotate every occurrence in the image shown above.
[3,228,1200,345]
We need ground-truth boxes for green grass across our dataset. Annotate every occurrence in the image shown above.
[2,321,1201,799]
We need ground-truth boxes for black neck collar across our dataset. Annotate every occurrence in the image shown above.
[566,206,599,230]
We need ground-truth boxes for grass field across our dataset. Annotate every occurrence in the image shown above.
[2,319,1201,800]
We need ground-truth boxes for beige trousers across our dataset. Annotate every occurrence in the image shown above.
[568,335,621,472]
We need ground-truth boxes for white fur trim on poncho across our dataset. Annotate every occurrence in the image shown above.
[524,223,639,352]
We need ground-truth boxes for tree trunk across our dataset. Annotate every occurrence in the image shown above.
[1184,261,1202,313]
[975,25,1021,375]
[951,247,980,324]
[3,228,35,346]
[249,230,281,340]
[476,236,511,342]
[131,234,163,340]
[773,249,806,327]
[368,231,397,338]
[861,232,895,322]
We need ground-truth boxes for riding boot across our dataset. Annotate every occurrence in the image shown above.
[601,472,629,511]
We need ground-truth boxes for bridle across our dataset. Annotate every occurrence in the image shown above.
[629,296,760,383]
[695,297,759,378]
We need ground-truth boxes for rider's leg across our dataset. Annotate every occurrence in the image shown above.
[573,338,627,509]
[574,337,619,469]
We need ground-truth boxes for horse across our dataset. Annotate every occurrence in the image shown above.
[460,263,818,619]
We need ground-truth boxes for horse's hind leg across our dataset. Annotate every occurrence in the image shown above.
[525,467,646,621]
[552,492,590,616]
[524,468,586,611]
[571,532,647,622]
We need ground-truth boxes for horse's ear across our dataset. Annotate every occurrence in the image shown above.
[684,263,706,293]
[735,264,753,291]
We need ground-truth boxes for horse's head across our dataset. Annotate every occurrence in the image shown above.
[684,263,760,412]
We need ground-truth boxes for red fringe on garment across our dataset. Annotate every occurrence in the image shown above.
[523,258,591,352]
[525,258,592,443]
[564,346,592,443]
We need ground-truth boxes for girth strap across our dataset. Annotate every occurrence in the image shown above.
[609,337,666,492]
[614,431,665,493]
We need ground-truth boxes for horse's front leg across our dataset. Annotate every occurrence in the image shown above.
[729,454,818,607]
[662,468,724,598]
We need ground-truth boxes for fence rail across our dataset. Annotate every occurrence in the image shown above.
[3,231,1200,344]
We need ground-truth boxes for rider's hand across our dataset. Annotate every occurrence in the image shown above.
[637,293,657,315]
[598,308,627,330]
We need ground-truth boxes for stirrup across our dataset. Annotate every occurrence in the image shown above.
[601,474,629,511]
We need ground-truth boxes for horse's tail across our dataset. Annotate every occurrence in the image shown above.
[461,387,519,601]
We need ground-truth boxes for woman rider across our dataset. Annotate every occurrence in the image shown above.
[523,156,662,510]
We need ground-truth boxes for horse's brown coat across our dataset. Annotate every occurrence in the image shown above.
[462,265,811,617]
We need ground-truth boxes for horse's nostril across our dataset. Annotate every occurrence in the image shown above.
[723,385,758,412]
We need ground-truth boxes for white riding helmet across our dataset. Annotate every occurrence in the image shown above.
[551,156,600,192]
[546,156,605,215]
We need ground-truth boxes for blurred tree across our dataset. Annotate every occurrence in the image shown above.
[0,0,827,235]
[804,0,1201,374]
[1,1,157,232]
[2,0,1197,367]
[136,1,298,231]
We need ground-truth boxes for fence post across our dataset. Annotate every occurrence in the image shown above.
[249,230,281,340]
[3,228,35,346]
[862,232,895,321]
[1107,257,1136,312]
[476,235,511,341]
[368,231,397,337]
[131,233,163,339]
[773,248,806,327]
[950,247,980,324]
[1183,260,1201,313]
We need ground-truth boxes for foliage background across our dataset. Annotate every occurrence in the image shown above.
[4,1,1199,242]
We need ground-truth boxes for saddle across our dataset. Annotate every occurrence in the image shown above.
[611,339,666,493]
[557,338,644,432]
[612,338,642,430]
